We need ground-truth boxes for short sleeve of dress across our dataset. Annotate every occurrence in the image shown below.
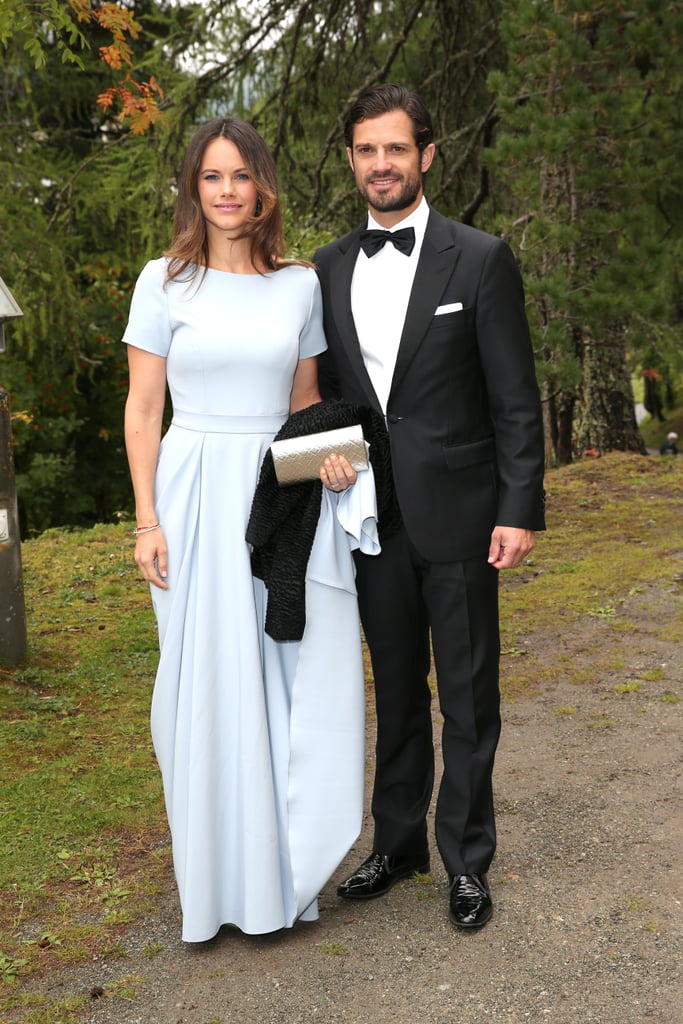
[299,270,328,361]
[122,258,172,358]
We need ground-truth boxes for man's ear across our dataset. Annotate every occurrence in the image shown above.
[420,143,436,174]
[346,147,355,172]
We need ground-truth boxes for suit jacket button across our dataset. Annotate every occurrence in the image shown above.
[387,413,404,423]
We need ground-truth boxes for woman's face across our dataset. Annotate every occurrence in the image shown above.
[197,137,259,238]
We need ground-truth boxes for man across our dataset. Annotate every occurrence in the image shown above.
[659,431,678,455]
[313,84,545,930]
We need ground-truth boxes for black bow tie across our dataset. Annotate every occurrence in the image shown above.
[359,226,416,258]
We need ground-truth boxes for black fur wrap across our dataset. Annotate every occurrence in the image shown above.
[246,400,399,641]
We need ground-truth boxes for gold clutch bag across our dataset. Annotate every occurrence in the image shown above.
[270,424,368,486]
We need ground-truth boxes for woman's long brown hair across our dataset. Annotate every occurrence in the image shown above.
[165,118,299,285]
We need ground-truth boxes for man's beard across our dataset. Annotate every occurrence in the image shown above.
[358,170,422,214]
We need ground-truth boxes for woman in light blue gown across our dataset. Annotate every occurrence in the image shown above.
[123,118,378,942]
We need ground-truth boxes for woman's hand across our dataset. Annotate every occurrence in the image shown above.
[320,453,357,492]
[134,528,169,590]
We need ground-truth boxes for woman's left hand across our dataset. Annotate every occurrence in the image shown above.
[321,453,357,492]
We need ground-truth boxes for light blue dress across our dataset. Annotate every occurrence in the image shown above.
[123,259,378,942]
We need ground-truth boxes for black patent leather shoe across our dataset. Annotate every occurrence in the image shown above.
[448,873,493,928]
[337,852,430,899]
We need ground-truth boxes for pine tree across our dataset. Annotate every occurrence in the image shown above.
[488,0,683,463]
[0,1,177,531]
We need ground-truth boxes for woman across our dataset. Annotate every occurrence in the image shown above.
[123,118,377,942]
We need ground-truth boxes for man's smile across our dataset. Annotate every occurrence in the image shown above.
[368,176,401,187]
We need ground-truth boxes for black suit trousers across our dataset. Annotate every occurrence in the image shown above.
[354,524,501,875]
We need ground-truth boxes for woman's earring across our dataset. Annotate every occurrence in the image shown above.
[255,195,263,216]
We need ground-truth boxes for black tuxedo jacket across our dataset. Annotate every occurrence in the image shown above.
[314,207,546,563]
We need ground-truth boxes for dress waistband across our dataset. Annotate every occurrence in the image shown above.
[171,410,287,434]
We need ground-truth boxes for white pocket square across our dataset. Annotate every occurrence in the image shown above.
[435,302,463,315]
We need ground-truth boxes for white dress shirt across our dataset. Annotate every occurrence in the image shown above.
[351,197,430,414]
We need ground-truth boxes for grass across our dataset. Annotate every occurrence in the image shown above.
[495,451,682,698]
[0,452,682,1021]
[0,524,169,1014]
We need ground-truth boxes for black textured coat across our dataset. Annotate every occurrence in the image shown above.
[246,400,398,641]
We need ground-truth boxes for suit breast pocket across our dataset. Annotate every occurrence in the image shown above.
[431,306,472,332]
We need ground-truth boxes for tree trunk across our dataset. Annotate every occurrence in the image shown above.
[557,391,575,465]
[574,326,645,456]
[541,379,558,469]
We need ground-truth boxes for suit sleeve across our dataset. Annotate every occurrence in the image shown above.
[475,241,545,530]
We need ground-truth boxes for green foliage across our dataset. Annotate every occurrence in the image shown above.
[1,258,139,533]
[488,0,683,461]
[0,0,88,69]
[0,3,177,533]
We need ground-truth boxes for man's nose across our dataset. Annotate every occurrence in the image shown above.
[371,148,392,171]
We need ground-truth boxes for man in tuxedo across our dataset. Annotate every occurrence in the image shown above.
[314,84,545,929]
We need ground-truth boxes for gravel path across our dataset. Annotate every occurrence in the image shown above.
[25,584,683,1024]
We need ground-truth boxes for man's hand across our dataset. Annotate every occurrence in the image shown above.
[487,526,535,570]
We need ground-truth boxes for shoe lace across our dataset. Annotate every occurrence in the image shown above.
[451,874,485,906]
[355,853,384,881]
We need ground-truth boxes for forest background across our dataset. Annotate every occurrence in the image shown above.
[0,0,681,536]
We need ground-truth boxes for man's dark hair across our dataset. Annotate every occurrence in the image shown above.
[344,84,434,152]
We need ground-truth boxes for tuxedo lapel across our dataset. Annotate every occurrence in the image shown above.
[390,211,460,400]
[328,230,383,412]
